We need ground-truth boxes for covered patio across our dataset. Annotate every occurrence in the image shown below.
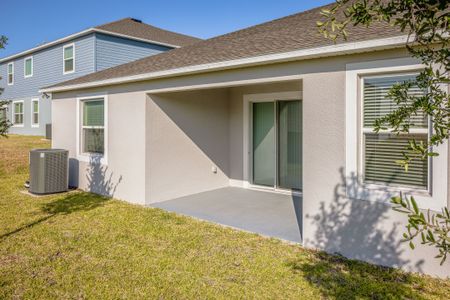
[145,79,303,243]
[151,187,302,243]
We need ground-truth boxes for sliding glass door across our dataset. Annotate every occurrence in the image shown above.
[252,102,276,186]
[252,100,302,190]
[278,100,302,189]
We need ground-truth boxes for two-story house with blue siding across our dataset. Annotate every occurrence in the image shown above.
[0,18,200,136]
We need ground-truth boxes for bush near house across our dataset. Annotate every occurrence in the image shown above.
[1,135,449,299]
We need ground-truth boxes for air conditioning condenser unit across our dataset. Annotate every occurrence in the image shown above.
[29,149,69,194]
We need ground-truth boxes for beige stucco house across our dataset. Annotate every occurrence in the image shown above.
[41,4,450,277]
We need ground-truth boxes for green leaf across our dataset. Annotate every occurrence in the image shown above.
[411,197,419,214]
[391,196,402,204]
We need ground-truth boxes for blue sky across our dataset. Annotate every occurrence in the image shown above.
[0,0,331,58]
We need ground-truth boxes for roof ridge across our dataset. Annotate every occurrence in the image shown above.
[94,17,136,28]
[95,18,202,46]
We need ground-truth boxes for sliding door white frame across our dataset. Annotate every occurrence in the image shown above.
[242,91,302,195]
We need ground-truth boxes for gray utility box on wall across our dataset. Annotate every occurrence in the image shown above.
[45,124,52,140]
[29,149,69,194]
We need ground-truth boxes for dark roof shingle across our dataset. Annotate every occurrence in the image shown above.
[96,18,202,47]
[46,2,404,89]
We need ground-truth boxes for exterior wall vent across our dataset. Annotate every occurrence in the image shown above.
[29,149,68,194]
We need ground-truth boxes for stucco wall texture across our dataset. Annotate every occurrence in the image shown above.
[52,48,450,277]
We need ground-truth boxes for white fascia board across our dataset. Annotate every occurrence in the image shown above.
[40,35,409,93]
[0,29,180,63]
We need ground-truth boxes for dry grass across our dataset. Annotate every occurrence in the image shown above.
[0,135,49,176]
[0,135,449,299]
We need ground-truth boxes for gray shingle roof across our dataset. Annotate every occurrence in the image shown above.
[46,2,404,90]
[96,18,202,47]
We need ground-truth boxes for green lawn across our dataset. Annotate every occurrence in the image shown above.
[0,135,449,299]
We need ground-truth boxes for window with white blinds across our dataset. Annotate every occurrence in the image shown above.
[362,74,429,189]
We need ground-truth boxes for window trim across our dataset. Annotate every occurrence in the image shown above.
[24,56,33,78]
[12,100,24,127]
[346,58,448,211]
[31,98,39,127]
[63,43,75,75]
[76,94,108,165]
[7,62,14,85]
[359,72,431,192]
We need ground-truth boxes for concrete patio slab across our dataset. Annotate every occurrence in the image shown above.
[151,187,302,243]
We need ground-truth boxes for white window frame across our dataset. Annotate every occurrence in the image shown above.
[24,56,33,78]
[63,43,75,75]
[360,73,431,191]
[12,100,24,127]
[346,57,448,211]
[76,94,108,165]
[31,98,39,127]
[7,62,14,85]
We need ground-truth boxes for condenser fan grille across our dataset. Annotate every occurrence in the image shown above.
[29,149,68,194]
